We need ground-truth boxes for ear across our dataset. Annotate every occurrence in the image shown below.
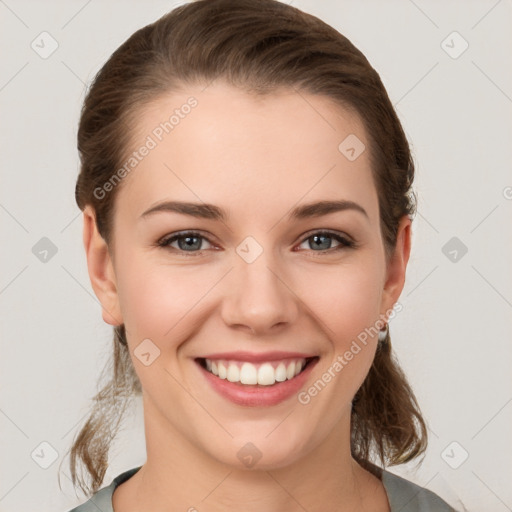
[379,215,412,319]
[82,205,123,326]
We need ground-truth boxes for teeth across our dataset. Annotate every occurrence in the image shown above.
[226,364,240,383]
[240,362,258,384]
[203,358,308,386]
[286,361,296,380]
[218,362,227,379]
[275,363,287,382]
[257,363,275,385]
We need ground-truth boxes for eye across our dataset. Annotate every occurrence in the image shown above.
[157,229,357,256]
[296,230,356,253]
[157,231,214,254]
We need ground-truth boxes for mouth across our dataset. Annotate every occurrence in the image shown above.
[195,355,319,406]
[196,356,319,387]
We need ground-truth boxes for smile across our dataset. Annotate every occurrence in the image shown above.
[201,357,314,386]
[195,355,319,407]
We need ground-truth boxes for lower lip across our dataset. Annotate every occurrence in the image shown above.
[196,358,318,407]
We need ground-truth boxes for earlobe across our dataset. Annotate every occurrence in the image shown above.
[82,206,123,326]
[380,215,412,317]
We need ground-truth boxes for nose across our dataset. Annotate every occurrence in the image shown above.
[220,249,299,336]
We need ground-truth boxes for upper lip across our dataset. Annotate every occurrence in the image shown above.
[199,350,316,363]
[198,351,318,362]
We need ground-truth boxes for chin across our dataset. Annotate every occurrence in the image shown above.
[208,430,312,471]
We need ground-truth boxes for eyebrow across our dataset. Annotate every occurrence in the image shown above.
[140,199,369,222]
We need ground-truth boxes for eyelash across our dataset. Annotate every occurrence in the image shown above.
[156,230,358,256]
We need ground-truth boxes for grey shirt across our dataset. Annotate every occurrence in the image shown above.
[67,465,458,511]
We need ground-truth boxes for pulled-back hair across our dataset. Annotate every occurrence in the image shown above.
[64,0,427,497]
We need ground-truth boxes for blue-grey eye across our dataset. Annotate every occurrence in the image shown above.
[158,232,212,252]
[298,231,354,252]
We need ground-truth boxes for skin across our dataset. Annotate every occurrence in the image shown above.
[83,81,411,511]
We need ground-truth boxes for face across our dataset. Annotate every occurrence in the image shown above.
[83,81,410,471]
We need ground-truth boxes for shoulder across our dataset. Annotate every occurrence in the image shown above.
[65,467,142,512]
[381,469,458,512]
[66,485,114,512]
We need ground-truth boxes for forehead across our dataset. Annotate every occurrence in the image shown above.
[115,82,378,225]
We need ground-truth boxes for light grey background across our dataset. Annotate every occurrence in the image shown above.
[1,1,511,511]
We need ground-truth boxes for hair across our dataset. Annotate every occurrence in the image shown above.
[64,0,428,497]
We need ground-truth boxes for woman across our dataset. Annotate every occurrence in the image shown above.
[65,0,459,510]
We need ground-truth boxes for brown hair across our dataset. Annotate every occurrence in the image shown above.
[64,0,427,497]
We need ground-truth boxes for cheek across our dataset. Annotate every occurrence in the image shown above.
[115,255,214,347]
[296,259,383,343]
